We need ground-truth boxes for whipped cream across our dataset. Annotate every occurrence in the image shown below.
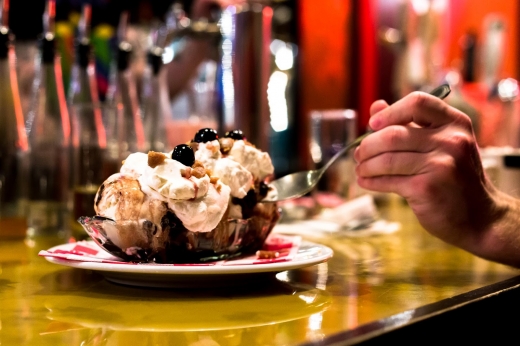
[228,140,274,180]
[116,152,229,233]
[99,137,275,233]
[195,140,253,198]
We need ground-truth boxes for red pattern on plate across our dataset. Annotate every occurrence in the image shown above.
[39,235,302,266]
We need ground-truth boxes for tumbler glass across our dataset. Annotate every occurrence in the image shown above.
[309,109,357,200]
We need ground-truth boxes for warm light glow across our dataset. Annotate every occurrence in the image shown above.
[431,0,448,12]
[445,70,460,86]
[270,39,285,55]
[220,6,235,36]
[387,310,414,326]
[299,293,317,304]
[220,7,236,128]
[267,71,289,132]
[498,78,519,101]
[308,312,323,331]
[54,56,71,147]
[162,46,174,64]
[88,64,106,148]
[271,39,295,71]
[384,28,401,44]
[276,271,289,282]
[315,262,328,290]
[310,139,322,163]
[8,48,28,151]
[411,0,430,15]
[275,45,294,71]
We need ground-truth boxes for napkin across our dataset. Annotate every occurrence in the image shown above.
[274,194,400,238]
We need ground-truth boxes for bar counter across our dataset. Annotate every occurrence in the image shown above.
[2,194,520,345]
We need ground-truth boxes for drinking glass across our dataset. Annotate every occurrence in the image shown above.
[309,109,357,200]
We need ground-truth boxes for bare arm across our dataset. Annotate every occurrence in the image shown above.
[166,39,212,100]
[166,0,245,100]
[355,92,520,267]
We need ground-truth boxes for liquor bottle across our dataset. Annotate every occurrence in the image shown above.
[26,0,71,239]
[68,4,109,238]
[0,0,29,239]
[142,34,171,153]
[105,11,145,165]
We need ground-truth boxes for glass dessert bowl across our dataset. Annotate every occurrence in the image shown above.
[78,211,279,263]
[78,128,280,263]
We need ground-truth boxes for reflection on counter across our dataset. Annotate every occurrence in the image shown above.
[2,198,520,345]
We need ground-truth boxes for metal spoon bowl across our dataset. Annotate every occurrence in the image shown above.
[262,84,451,203]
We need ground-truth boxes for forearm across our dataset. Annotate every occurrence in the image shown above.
[466,185,520,268]
[166,39,212,100]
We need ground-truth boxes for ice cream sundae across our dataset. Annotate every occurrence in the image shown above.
[79,128,280,263]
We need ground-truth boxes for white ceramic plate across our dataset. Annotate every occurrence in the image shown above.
[44,240,333,288]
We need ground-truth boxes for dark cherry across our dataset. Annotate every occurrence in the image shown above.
[194,128,219,143]
[171,144,195,166]
[231,189,257,219]
[259,181,269,197]
[224,129,245,140]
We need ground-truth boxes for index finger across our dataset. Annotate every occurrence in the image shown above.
[368,91,462,130]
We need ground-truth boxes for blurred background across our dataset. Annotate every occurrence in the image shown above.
[3,0,520,238]
[7,0,520,170]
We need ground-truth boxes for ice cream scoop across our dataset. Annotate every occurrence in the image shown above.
[82,132,280,263]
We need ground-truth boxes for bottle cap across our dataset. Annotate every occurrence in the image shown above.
[40,33,55,64]
[76,40,90,68]
[117,41,132,71]
[0,27,10,59]
[147,47,163,76]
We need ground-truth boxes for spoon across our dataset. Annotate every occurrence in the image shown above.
[262,84,452,203]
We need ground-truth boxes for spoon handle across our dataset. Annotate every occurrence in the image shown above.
[321,131,371,173]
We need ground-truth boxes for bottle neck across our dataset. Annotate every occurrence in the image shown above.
[0,48,29,152]
[0,29,10,59]
[30,56,71,147]
[76,42,90,69]
[40,36,55,65]
[70,63,97,106]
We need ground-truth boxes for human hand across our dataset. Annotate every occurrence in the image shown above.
[354,91,511,258]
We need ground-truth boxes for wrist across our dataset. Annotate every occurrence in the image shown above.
[470,183,520,267]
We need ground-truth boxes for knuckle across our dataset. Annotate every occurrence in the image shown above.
[446,131,475,160]
[424,156,456,188]
[434,155,456,173]
[409,91,428,108]
[382,126,405,147]
[412,175,439,198]
[453,111,473,131]
[356,143,367,161]
[381,152,395,172]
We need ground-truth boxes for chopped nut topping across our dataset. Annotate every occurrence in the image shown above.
[148,151,167,168]
[206,142,216,152]
[216,184,222,192]
[192,160,204,169]
[256,250,279,259]
[189,141,199,151]
[192,166,206,178]
[181,167,192,179]
[219,137,234,155]
[210,176,219,184]
[205,168,213,176]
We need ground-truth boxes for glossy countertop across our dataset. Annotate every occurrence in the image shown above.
[2,195,520,345]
